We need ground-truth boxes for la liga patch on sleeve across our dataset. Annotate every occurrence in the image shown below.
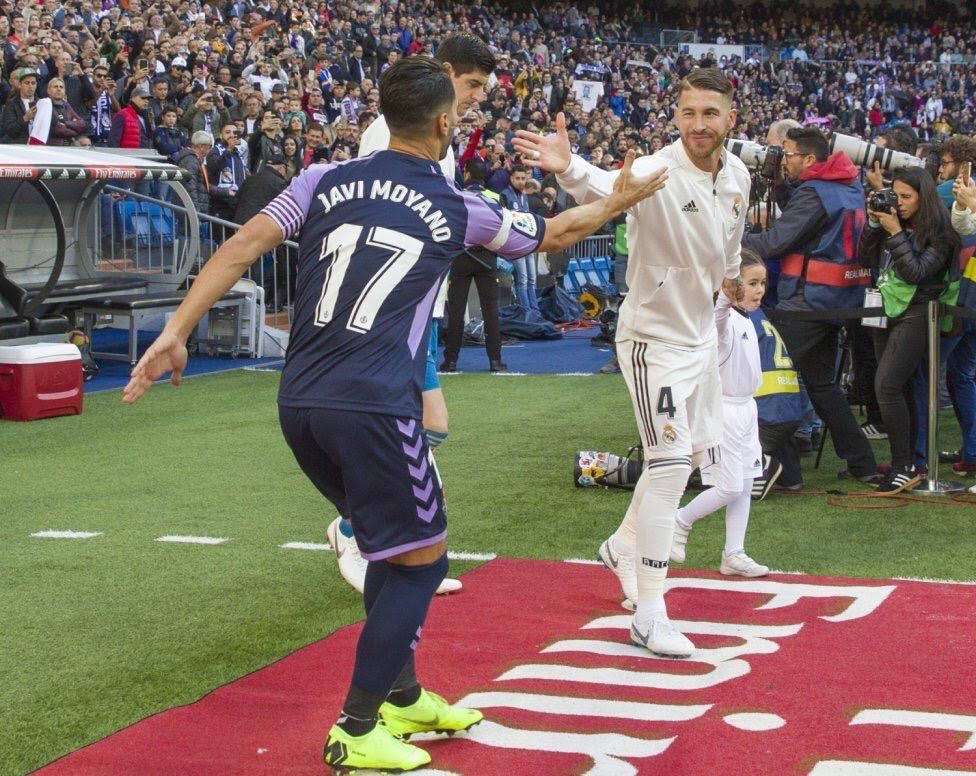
[511,211,538,238]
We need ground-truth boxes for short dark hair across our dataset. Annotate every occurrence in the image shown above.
[379,57,454,138]
[881,126,919,155]
[510,163,528,175]
[678,68,734,102]
[433,33,495,77]
[785,126,829,162]
[161,105,177,116]
[464,157,488,184]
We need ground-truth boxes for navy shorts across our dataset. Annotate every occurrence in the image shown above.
[278,406,447,560]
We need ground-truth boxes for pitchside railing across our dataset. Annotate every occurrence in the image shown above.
[101,185,300,329]
[567,235,613,260]
[97,187,614,327]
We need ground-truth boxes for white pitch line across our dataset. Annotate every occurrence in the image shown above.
[555,372,597,376]
[447,551,497,561]
[894,576,976,586]
[490,372,528,376]
[31,530,102,539]
[280,542,331,551]
[156,535,229,545]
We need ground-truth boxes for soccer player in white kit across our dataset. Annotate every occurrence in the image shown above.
[515,69,750,658]
[327,35,494,596]
[670,251,770,578]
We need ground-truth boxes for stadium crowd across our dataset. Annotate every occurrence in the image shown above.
[2,0,976,191]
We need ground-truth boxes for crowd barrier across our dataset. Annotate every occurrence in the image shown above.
[768,299,976,495]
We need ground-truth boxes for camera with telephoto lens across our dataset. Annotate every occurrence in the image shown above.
[868,188,899,214]
[723,138,783,179]
[829,132,924,173]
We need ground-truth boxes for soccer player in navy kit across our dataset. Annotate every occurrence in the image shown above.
[123,57,667,772]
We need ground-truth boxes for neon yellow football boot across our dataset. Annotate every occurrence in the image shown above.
[379,689,483,739]
[323,720,430,773]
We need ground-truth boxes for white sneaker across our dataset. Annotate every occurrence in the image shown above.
[670,518,691,564]
[720,550,769,578]
[326,517,463,595]
[327,517,368,594]
[599,536,637,604]
[630,616,694,658]
[435,577,462,595]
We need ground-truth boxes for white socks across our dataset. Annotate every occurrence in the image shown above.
[674,477,754,557]
[631,459,691,623]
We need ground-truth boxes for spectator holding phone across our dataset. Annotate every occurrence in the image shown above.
[860,168,959,494]
[1,66,38,143]
[182,90,230,136]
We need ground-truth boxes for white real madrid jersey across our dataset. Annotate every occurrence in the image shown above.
[558,140,751,349]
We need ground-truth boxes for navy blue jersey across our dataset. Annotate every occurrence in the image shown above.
[262,150,546,418]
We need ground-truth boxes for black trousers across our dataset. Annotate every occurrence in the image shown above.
[872,307,928,469]
[776,318,877,476]
[443,254,501,364]
[759,420,803,487]
[848,321,884,426]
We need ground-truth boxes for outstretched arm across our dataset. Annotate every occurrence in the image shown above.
[539,150,666,252]
[512,112,618,206]
[122,215,283,403]
[463,150,667,259]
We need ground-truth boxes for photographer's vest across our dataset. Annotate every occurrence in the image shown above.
[749,308,803,426]
[778,179,871,310]
[614,222,628,256]
[464,184,501,268]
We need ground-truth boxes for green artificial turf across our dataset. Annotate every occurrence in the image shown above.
[1,369,974,774]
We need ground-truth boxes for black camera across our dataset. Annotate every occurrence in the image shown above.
[761,145,784,180]
[869,188,899,214]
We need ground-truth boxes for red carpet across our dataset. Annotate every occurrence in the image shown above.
[38,559,976,775]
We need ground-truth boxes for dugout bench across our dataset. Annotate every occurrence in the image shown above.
[79,290,248,365]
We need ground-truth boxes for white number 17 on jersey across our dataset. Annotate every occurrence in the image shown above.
[314,224,424,333]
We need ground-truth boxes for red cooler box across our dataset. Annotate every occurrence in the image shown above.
[0,344,84,421]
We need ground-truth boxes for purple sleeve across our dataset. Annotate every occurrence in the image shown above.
[260,163,336,239]
[461,190,546,259]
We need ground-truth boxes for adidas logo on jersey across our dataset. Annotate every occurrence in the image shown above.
[681,200,699,213]
[754,459,762,468]
[742,332,749,339]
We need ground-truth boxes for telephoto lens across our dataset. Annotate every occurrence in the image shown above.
[829,132,924,173]
[724,138,768,170]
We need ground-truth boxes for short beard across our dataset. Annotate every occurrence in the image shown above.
[682,131,724,161]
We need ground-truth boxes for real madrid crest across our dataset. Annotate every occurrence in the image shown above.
[731,195,742,220]
[663,424,677,444]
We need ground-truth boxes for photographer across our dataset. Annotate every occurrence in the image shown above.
[742,125,879,482]
[860,169,958,494]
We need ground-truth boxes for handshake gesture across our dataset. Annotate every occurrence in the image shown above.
[513,112,668,213]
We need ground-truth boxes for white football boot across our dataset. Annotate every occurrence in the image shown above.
[630,617,694,658]
[327,517,463,595]
[599,536,638,605]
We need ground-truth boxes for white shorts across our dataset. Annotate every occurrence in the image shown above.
[617,339,722,465]
[701,396,763,492]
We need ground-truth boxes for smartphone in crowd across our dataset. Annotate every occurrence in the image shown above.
[964,162,972,185]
